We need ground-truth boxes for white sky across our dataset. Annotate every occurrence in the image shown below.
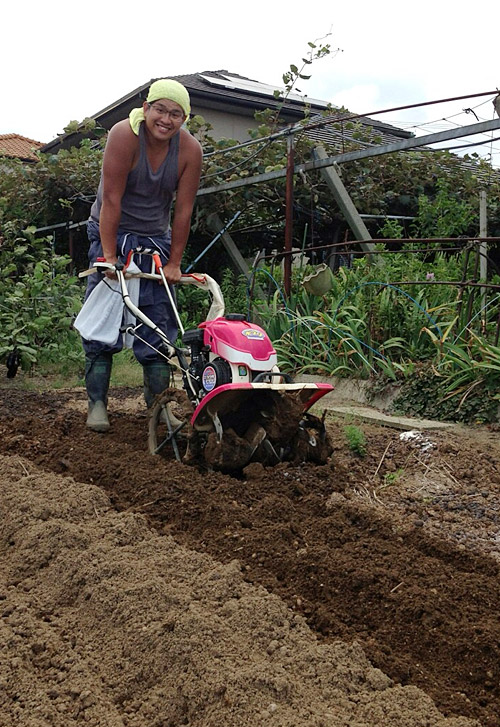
[3,0,500,166]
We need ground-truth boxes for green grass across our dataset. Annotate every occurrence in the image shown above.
[2,349,143,392]
[109,350,143,388]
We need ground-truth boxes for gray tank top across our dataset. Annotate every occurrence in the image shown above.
[90,123,180,235]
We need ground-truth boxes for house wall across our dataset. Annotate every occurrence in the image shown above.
[190,104,260,142]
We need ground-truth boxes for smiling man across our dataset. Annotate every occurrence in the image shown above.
[82,79,203,432]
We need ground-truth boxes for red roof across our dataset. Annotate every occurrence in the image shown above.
[0,133,43,162]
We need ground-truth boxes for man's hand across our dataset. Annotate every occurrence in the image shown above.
[162,260,182,284]
[103,255,119,279]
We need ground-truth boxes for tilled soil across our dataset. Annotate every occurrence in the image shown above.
[1,384,500,726]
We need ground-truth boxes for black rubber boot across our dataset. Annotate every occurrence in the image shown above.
[85,353,112,432]
[143,360,171,408]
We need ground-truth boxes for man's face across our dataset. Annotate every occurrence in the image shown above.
[143,99,186,141]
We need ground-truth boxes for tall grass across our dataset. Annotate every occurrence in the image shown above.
[252,247,500,394]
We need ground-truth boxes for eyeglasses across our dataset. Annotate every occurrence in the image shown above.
[148,103,184,120]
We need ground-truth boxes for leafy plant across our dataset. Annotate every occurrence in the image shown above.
[378,218,404,239]
[344,424,367,457]
[219,268,249,315]
[0,230,83,372]
[175,284,211,333]
[391,361,498,424]
[0,139,103,239]
[383,468,404,486]
[411,178,475,239]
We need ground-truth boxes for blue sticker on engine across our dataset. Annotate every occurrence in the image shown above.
[202,366,217,391]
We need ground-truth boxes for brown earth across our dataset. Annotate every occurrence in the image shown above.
[1,383,500,726]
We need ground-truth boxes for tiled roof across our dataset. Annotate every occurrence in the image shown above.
[0,133,43,161]
[303,114,412,149]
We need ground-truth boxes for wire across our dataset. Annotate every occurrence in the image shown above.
[382,96,500,165]
[425,135,500,152]
[398,96,497,130]
[299,90,500,136]
[196,90,500,192]
[200,138,274,181]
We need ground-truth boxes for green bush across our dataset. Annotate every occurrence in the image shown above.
[0,229,83,373]
[391,363,499,424]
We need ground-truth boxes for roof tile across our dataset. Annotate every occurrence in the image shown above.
[0,133,43,161]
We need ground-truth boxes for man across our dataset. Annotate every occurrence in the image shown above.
[82,78,203,432]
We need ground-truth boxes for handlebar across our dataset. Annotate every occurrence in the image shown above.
[78,253,225,322]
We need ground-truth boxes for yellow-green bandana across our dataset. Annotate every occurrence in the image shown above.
[129,79,191,135]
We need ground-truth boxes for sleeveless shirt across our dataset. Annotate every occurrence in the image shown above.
[90,123,180,236]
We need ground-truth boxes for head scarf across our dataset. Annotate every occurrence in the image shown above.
[129,79,191,135]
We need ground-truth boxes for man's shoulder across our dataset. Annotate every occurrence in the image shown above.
[102,120,139,169]
[108,119,138,143]
[179,128,203,156]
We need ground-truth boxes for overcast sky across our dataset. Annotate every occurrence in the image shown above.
[3,0,500,166]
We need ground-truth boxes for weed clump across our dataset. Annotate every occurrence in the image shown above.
[344,424,367,457]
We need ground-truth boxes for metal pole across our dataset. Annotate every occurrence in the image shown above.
[479,190,488,332]
[465,245,481,332]
[455,244,472,336]
[495,306,500,346]
[284,134,295,298]
[185,211,241,272]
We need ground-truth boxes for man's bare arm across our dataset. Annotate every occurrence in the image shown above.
[99,121,137,263]
[163,133,203,282]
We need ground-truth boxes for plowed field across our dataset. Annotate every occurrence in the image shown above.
[1,384,499,726]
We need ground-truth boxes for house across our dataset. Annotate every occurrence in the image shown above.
[39,70,413,155]
[0,133,43,162]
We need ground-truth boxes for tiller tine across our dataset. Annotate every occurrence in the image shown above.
[191,382,333,472]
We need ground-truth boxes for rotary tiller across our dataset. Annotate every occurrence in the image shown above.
[83,248,334,472]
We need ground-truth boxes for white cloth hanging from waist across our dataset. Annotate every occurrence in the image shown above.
[73,262,140,347]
